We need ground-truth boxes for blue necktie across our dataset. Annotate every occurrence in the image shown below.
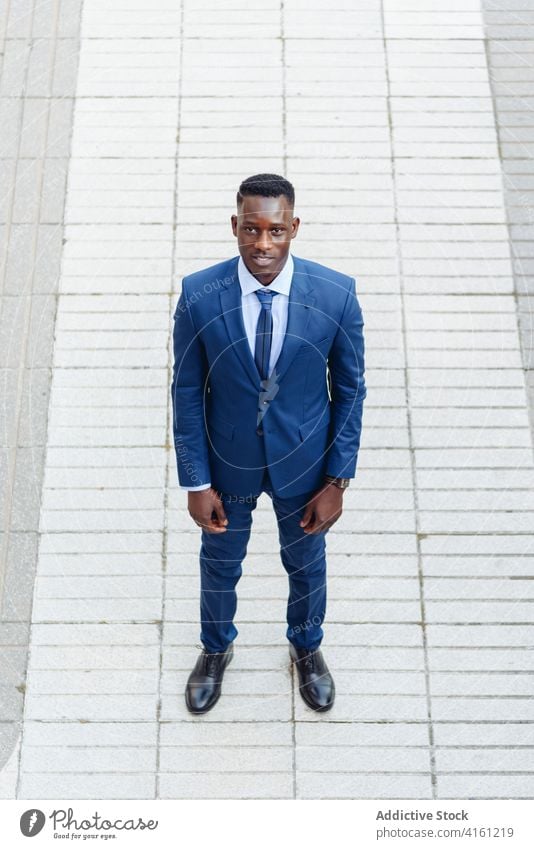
[254,288,278,380]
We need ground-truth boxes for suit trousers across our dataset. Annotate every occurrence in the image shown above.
[198,466,328,653]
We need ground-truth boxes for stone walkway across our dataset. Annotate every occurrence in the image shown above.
[1,0,534,799]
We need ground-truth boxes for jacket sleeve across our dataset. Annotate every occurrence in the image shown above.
[325,276,367,479]
[171,279,212,488]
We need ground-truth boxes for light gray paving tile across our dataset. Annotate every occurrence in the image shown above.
[21,745,157,773]
[38,531,162,554]
[0,159,17,222]
[0,722,21,772]
[419,512,534,533]
[437,774,534,798]
[296,745,430,773]
[28,669,159,695]
[35,575,162,598]
[24,695,158,721]
[18,772,155,799]
[159,772,293,799]
[31,0,58,37]
[26,39,55,98]
[12,158,42,220]
[433,723,534,747]
[58,0,84,37]
[426,601,534,623]
[417,469,534,492]
[52,42,80,99]
[436,748,534,773]
[19,98,48,158]
[0,41,31,96]
[29,623,160,645]
[10,447,46,531]
[0,647,28,684]
[39,510,164,533]
[0,686,24,721]
[37,553,162,576]
[432,698,534,722]
[160,722,292,747]
[420,535,534,556]
[30,645,160,670]
[427,625,534,647]
[42,489,163,511]
[429,648,534,671]
[159,746,292,773]
[334,671,427,696]
[1,530,38,621]
[0,623,30,645]
[297,772,432,799]
[425,578,534,600]
[22,721,158,747]
[430,673,534,697]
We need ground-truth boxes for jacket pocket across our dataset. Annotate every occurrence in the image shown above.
[208,413,235,441]
[297,336,330,357]
[299,412,331,442]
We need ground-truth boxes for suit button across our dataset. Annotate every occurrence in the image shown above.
[256,427,263,436]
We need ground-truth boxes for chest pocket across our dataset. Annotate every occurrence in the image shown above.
[293,336,331,360]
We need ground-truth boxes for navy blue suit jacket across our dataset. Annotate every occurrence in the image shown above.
[171,254,367,498]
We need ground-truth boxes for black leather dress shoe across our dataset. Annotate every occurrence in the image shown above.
[185,643,234,715]
[289,644,335,712]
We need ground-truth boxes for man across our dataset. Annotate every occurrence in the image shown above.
[171,173,367,715]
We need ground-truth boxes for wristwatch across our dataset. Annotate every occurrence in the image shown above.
[324,475,351,489]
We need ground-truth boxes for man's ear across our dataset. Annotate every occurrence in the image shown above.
[231,214,238,237]
[291,216,301,238]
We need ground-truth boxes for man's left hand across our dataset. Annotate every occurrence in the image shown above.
[299,480,344,535]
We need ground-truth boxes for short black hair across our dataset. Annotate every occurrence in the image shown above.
[237,173,295,207]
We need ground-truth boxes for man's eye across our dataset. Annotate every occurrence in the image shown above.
[272,228,283,234]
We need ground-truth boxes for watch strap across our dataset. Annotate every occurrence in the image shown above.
[324,475,351,489]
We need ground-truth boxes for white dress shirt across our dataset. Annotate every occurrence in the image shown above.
[180,253,294,491]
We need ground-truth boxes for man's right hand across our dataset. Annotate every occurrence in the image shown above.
[188,487,228,533]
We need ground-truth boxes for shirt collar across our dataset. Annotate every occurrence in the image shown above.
[237,252,294,297]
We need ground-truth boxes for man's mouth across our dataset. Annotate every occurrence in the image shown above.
[252,255,275,265]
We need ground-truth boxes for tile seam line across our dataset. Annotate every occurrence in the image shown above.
[276,0,298,801]
[381,0,437,799]
[155,0,185,801]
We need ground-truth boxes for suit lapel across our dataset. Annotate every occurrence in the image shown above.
[272,258,315,385]
[219,258,261,389]
[219,255,316,390]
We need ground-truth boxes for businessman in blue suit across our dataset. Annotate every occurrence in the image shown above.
[171,174,367,714]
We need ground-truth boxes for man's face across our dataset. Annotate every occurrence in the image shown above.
[231,194,300,285]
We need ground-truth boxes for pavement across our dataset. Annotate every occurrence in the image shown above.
[1,0,534,799]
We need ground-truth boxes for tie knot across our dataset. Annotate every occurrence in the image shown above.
[255,288,278,309]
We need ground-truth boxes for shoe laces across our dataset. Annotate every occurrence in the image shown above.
[202,649,224,677]
[302,651,316,673]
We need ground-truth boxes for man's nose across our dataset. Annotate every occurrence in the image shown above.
[254,231,272,252]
